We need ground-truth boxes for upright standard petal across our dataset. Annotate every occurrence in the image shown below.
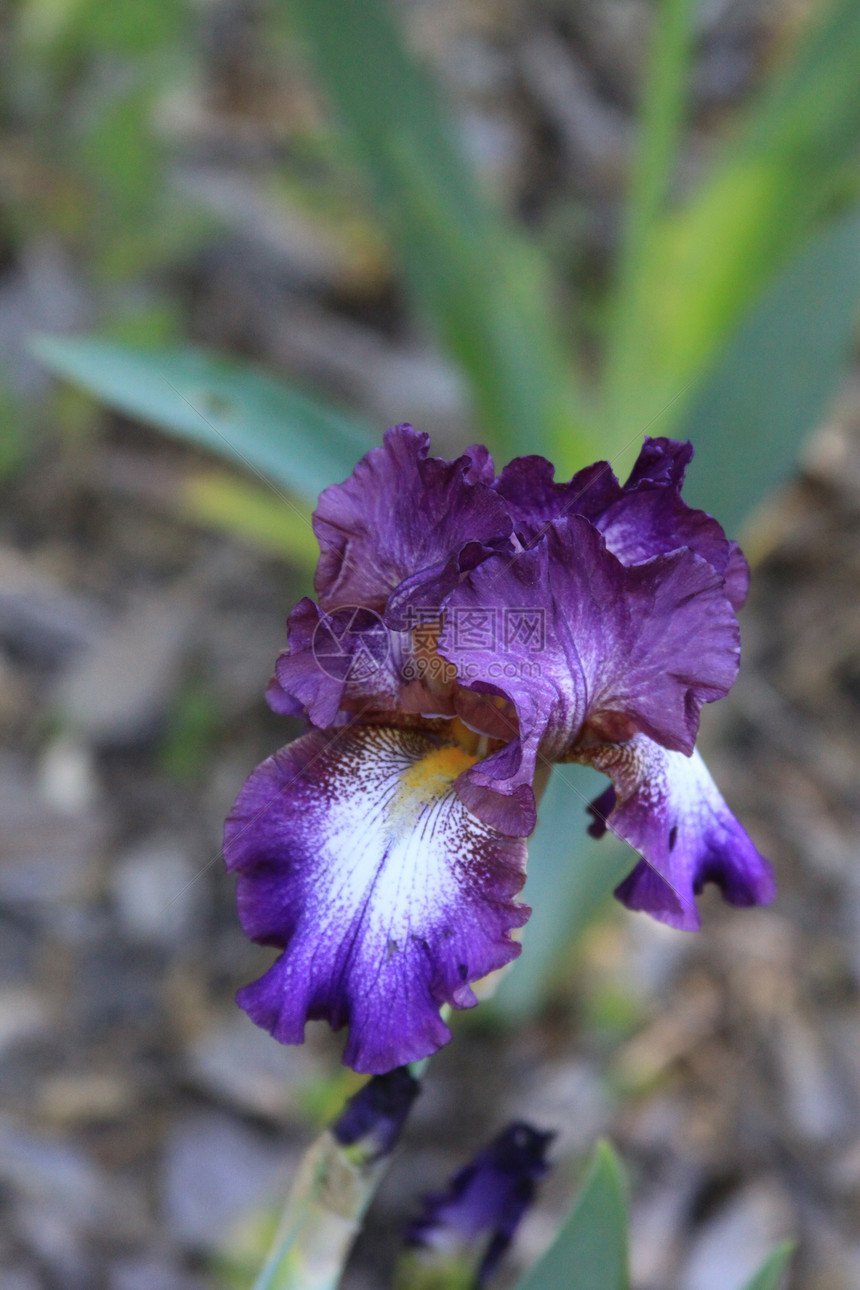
[493,454,622,545]
[494,438,745,607]
[583,733,776,929]
[440,516,740,830]
[312,424,511,619]
[224,724,529,1074]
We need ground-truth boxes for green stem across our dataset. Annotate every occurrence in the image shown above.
[251,1127,392,1290]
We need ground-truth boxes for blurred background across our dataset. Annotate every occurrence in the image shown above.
[2,0,860,1286]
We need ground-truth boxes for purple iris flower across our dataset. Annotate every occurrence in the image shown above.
[407,1121,553,1286]
[224,425,775,1073]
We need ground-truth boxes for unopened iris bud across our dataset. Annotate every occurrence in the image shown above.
[332,1067,420,1165]
[401,1121,554,1288]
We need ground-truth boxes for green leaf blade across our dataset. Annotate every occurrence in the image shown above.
[32,336,376,502]
[515,1141,630,1290]
[741,1240,796,1290]
[492,767,633,1022]
[607,0,860,441]
[679,207,860,531]
[605,0,695,438]
[291,0,592,461]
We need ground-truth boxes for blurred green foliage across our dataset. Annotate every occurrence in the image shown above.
[158,681,223,782]
[514,1145,793,1290]
[742,1242,796,1290]
[6,0,197,282]
[289,0,594,464]
[604,0,860,462]
[491,765,632,1020]
[32,337,375,499]
[181,470,319,568]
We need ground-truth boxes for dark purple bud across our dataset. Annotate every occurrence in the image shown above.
[409,1121,554,1285]
[332,1067,420,1162]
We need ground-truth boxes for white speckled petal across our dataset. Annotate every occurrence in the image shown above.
[584,734,776,930]
[224,724,529,1073]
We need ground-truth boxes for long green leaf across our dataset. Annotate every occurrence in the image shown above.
[31,336,375,501]
[679,207,860,531]
[516,1141,629,1290]
[741,1240,796,1290]
[603,0,860,448]
[290,0,593,461]
[493,767,634,1022]
[604,0,694,445]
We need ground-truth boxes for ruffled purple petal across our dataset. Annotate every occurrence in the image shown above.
[267,598,349,727]
[596,480,731,573]
[625,435,692,488]
[454,738,537,838]
[493,455,622,545]
[224,724,529,1074]
[269,598,459,726]
[440,516,740,825]
[583,733,776,930]
[462,443,496,484]
[723,541,750,611]
[265,672,305,718]
[494,438,745,609]
[593,439,746,609]
[312,424,511,619]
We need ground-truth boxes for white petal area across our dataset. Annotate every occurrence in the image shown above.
[584,734,775,930]
[224,725,529,1073]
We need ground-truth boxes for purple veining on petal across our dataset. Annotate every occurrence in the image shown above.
[583,733,776,930]
[312,424,512,621]
[440,516,740,829]
[408,1122,553,1286]
[224,724,529,1074]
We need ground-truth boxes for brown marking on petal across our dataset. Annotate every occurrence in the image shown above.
[581,711,639,745]
[454,688,520,741]
[570,737,651,802]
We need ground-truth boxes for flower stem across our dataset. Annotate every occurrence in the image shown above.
[251,1129,392,1290]
[252,1068,420,1290]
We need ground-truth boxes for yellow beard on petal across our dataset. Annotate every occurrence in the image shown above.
[388,744,478,833]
